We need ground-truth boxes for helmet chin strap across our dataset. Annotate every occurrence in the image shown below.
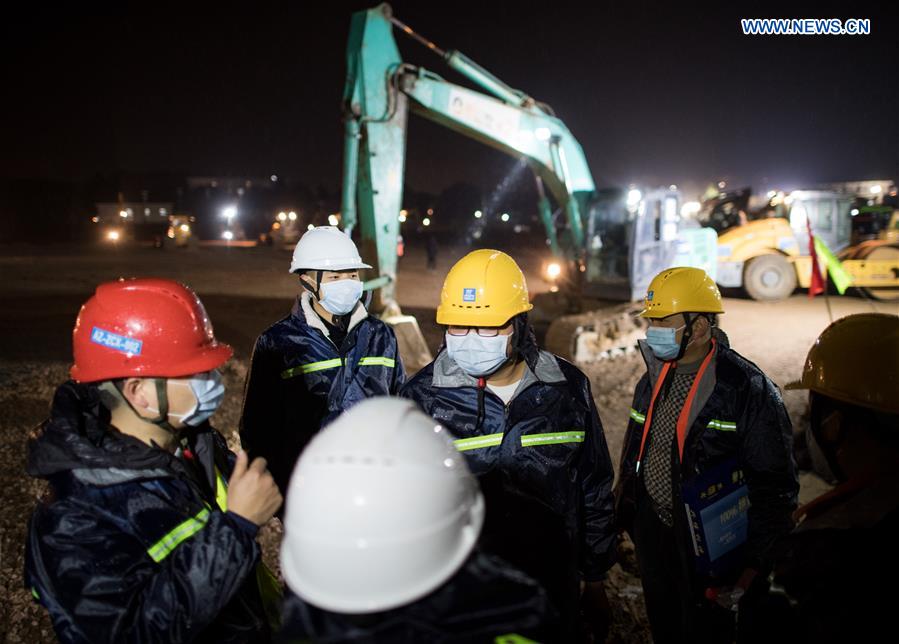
[672,313,695,362]
[99,379,180,436]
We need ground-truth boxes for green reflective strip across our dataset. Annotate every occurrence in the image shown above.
[147,508,211,563]
[520,431,585,447]
[215,469,228,511]
[629,408,646,424]
[707,419,737,432]
[358,356,396,368]
[281,358,344,379]
[31,587,40,601]
[494,635,538,644]
[454,433,504,452]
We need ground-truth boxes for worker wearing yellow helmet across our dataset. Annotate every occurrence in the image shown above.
[615,267,798,643]
[401,249,616,641]
[748,313,899,642]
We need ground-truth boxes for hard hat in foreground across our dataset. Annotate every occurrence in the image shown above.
[280,397,485,614]
[289,226,371,274]
[639,266,725,319]
[71,278,233,383]
[436,249,533,327]
[785,313,899,415]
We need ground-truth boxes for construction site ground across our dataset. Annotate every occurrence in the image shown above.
[1,243,895,642]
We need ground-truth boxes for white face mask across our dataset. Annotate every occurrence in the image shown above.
[148,370,225,427]
[445,332,510,377]
[319,279,363,316]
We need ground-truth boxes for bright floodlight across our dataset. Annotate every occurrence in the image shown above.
[107,230,120,241]
[307,224,315,231]
[870,185,882,194]
[547,262,562,279]
[501,213,510,222]
[627,189,642,207]
[288,211,298,221]
[328,214,339,226]
[535,127,551,141]
[179,224,190,232]
[278,212,287,221]
[119,210,128,218]
[422,218,431,227]
[851,209,860,216]
[474,210,482,218]
[222,206,237,220]
[222,230,234,240]
[398,214,407,223]
[680,201,701,217]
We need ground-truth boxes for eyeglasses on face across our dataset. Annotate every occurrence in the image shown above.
[447,326,502,337]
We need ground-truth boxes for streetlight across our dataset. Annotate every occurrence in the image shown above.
[422,218,431,227]
[501,213,510,222]
[289,211,298,221]
[277,212,287,221]
[474,210,482,219]
[328,214,339,226]
[222,230,234,241]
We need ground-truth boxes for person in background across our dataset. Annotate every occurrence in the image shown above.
[240,226,405,496]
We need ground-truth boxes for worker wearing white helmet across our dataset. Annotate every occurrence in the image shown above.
[239,226,405,497]
[278,397,555,642]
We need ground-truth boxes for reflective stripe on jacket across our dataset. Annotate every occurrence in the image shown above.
[616,329,799,571]
[24,381,273,644]
[240,292,405,494]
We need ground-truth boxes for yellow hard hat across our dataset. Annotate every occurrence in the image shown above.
[436,249,533,327]
[785,313,899,415]
[639,267,724,319]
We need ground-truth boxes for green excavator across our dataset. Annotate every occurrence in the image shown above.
[339,4,717,369]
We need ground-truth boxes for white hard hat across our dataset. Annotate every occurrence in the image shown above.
[289,226,372,274]
[280,397,484,614]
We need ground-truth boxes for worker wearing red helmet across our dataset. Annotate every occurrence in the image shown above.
[23,278,282,644]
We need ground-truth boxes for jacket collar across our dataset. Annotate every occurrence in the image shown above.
[638,327,730,432]
[293,291,368,338]
[432,348,567,395]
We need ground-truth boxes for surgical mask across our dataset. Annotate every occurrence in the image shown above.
[319,279,363,316]
[150,370,225,427]
[445,332,509,377]
[645,325,686,361]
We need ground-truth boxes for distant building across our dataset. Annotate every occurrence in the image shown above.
[187,176,277,195]
[95,202,174,224]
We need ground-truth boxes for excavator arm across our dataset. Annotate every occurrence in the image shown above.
[340,3,595,305]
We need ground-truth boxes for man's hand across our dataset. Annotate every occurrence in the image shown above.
[226,450,283,526]
[581,580,611,643]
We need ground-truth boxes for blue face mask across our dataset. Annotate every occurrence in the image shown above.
[319,279,363,315]
[645,324,686,361]
[445,332,510,377]
[151,370,225,427]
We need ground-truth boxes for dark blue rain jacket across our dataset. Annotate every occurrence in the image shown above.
[278,551,556,643]
[401,348,616,636]
[24,381,279,644]
[240,293,405,494]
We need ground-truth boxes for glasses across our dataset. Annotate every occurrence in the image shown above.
[447,326,502,337]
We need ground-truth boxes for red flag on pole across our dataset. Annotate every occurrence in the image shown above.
[806,217,825,298]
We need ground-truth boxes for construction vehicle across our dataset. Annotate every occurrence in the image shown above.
[339,4,715,368]
[715,190,899,301]
[165,215,195,248]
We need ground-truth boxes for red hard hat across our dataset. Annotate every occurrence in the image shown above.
[71,278,233,383]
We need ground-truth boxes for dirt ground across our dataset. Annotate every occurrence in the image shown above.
[1,243,895,642]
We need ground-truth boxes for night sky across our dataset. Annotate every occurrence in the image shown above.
[2,1,896,197]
